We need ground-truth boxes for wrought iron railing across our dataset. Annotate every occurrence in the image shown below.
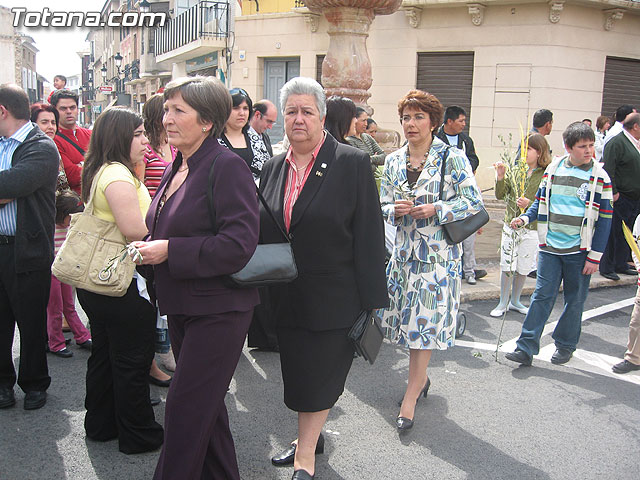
[154,1,229,57]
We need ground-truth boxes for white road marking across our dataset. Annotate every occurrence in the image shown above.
[457,297,640,383]
[242,350,267,380]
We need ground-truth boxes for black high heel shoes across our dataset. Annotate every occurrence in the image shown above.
[397,377,431,407]
[271,433,325,466]
[396,378,431,431]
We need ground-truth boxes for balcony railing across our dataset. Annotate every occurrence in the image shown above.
[154,1,229,57]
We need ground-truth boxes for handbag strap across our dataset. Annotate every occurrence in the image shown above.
[207,157,290,244]
[438,145,452,201]
[84,164,110,215]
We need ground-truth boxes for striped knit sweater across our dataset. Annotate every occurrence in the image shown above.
[519,156,613,264]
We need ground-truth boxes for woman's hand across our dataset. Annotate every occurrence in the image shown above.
[409,203,436,220]
[132,240,169,265]
[494,162,507,180]
[516,197,530,210]
[510,217,525,229]
[394,199,413,218]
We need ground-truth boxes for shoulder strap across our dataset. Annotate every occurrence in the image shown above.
[56,131,86,156]
[438,146,452,200]
[84,164,109,214]
[207,158,290,243]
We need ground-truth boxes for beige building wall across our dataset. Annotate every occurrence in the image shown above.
[0,6,18,85]
[232,2,640,189]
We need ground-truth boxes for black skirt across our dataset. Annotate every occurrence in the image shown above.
[277,326,355,412]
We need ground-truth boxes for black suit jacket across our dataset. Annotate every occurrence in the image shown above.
[0,124,58,273]
[436,126,479,173]
[259,133,389,331]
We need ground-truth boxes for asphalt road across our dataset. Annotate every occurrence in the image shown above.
[1,285,639,480]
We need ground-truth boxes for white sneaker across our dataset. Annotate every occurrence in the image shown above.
[509,303,529,315]
[466,275,476,285]
[490,306,507,317]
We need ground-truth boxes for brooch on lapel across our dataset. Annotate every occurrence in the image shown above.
[316,163,327,177]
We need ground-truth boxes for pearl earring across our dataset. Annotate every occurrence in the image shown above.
[202,127,207,133]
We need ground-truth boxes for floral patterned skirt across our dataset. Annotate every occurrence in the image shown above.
[376,257,461,350]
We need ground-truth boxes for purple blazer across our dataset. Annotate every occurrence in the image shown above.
[146,137,260,316]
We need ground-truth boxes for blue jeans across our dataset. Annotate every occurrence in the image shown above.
[516,250,591,356]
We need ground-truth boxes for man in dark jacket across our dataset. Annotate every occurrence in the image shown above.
[436,105,486,284]
[0,84,58,410]
[600,112,640,281]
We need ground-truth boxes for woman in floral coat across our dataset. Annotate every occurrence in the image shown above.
[376,90,484,431]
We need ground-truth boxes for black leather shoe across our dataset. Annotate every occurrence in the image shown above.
[617,268,638,276]
[474,269,488,280]
[600,271,620,281]
[148,375,171,387]
[51,347,73,358]
[505,349,532,366]
[292,470,314,480]
[78,339,93,350]
[0,387,16,409]
[396,416,414,431]
[550,348,573,365]
[271,433,325,466]
[612,359,640,374]
[398,377,431,407]
[24,391,46,410]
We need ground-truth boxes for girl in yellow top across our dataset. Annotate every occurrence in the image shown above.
[76,107,164,454]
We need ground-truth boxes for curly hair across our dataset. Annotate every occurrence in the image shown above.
[397,90,444,130]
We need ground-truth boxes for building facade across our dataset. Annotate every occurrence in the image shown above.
[231,0,640,188]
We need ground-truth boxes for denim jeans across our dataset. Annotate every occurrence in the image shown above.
[516,250,591,356]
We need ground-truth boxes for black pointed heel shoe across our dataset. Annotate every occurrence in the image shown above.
[271,433,325,466]
[397,377,431,407]
[396,416,414,431]
[292,469,314,480]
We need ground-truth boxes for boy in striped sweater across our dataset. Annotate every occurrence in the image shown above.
[506,122,613,366]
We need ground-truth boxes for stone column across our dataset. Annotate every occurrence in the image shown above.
[322,7,375,111]
[305,0,402,114]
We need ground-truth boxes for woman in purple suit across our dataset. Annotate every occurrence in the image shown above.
[135,76,259,480]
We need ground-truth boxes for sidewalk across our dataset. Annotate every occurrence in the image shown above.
[460,195,638,303]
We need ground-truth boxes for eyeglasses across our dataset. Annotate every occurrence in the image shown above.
[229,88,249,98]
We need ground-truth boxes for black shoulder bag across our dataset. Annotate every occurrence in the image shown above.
[439,147,489,245]
[207,160,298,288]
[56,131,86,156]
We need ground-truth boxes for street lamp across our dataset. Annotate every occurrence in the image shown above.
[100,64,107,83]
[139,0,151,13]
[114,52,123,72]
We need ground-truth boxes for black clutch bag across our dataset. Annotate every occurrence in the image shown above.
[207,160,298,288]
[439,146,489,245]
[348,310,384,365]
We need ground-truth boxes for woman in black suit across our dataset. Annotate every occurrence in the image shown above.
[260,77,388,480]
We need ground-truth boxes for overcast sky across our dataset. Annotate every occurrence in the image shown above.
[2,0,109,84]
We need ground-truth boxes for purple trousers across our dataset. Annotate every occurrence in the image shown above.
[46,275,90,352]
[153,309,252,480]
